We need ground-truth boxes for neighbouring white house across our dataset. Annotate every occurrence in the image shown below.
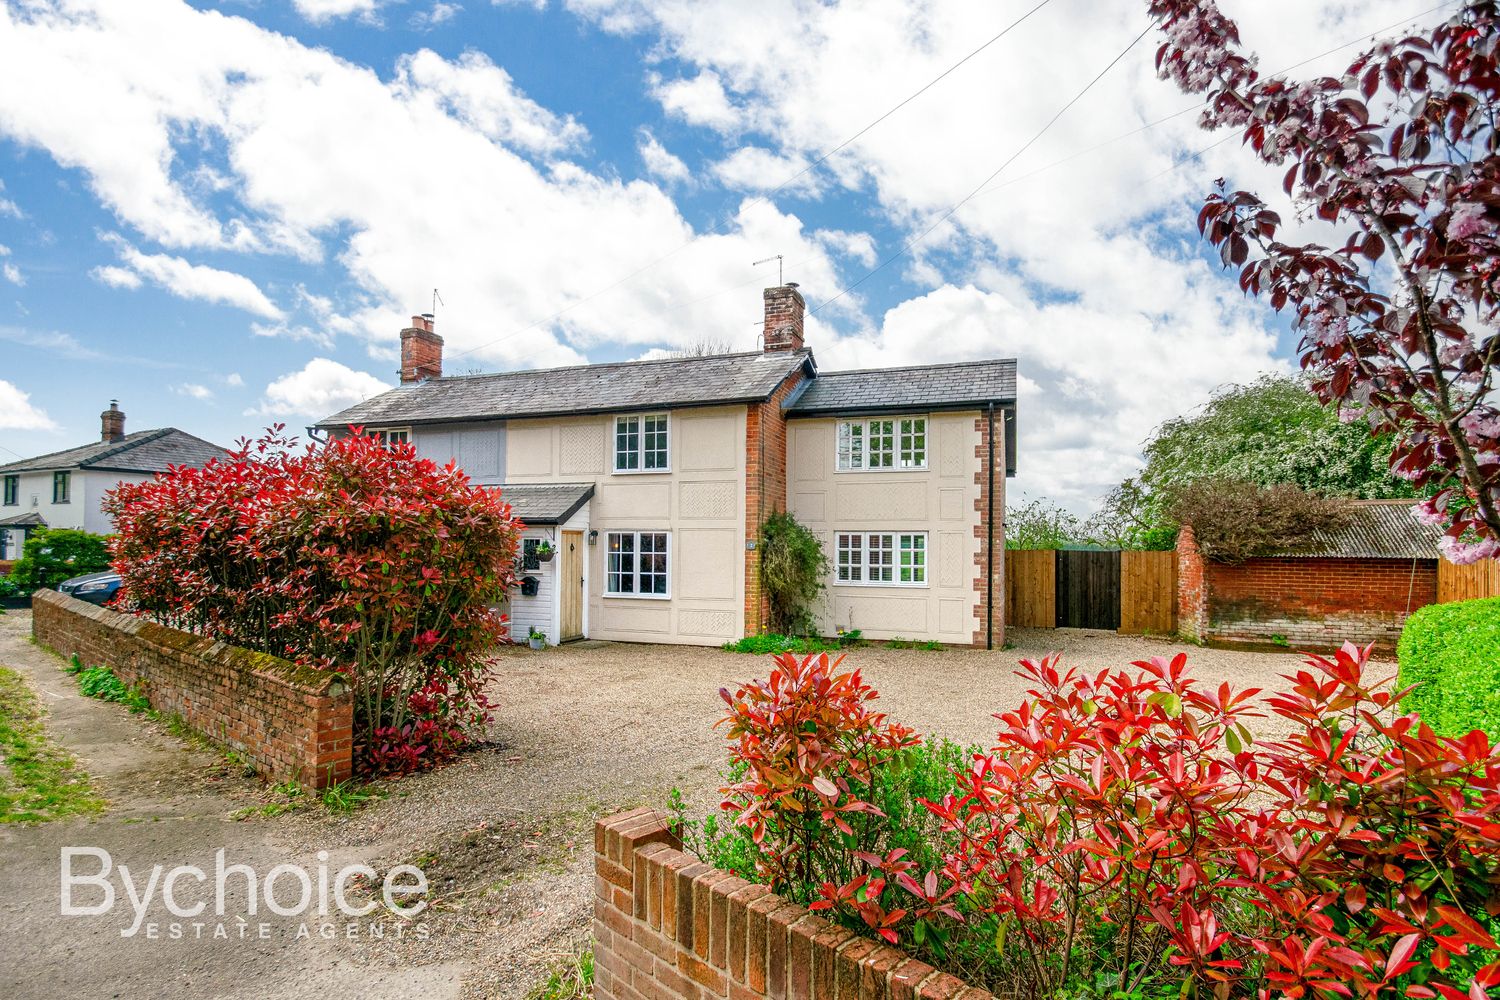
[0,402,229,559]
[317,285,1017,648]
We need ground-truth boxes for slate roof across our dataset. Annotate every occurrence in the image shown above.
[0,512,47,529]
[784,358,1017,417]
[317,350,813,429]
[0,428,229,475]
[498,483,594,526]
[1270,500,1442,560]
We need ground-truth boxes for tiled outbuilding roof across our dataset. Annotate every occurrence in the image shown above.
[0,512,47,528]
[783,358,1017,416]
[0,428,229,475]
[1271,500,1442,559]
[317,350,813,429]
[498,483,594,526]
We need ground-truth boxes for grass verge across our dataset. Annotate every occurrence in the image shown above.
[0,665,104,823]
[526,946,594,1000]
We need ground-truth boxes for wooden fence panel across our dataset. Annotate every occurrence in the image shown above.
[1119,550,1178,635]
[1005,549,1056,628]
[1438,557,1500,603]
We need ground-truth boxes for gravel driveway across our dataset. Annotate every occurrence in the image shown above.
[1,618,1340,999]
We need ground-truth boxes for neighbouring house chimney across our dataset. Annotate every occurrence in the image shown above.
[400,313,443,384]
[762,283,805,353]
[100,400,125,443]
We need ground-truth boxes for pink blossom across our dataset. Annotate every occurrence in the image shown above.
[1412,499,1446,527]
[1449,201,1490,241]
[1438,534,1500,565]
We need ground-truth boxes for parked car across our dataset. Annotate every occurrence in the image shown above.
[58,570,122,606]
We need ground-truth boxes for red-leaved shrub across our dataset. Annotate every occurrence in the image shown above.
[104,426,522,776]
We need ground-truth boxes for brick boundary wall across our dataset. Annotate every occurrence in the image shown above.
[32,589,354,788]
[970,411,1005,649]
[1176,528,1437,654]
[595,808,996,1000]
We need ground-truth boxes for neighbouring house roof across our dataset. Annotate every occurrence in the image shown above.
[0,512,47,529]
[782,358,1017,417]
[0,428,229,475]
[1270,500,1442,560]
[499,483,594,525]
[316,350,814,429]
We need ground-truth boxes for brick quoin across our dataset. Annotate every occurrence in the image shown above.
[594,809,1002,1000]
[32,590,353,788]
[970,411,1006,649]
[744,369,804,638]
[1176,528,1437,654]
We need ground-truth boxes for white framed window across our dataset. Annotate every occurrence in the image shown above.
[615,414,669,473]
[836,417,926,470]
[369,427,411,447]
[835,532,928,587]
[606,531,670,597]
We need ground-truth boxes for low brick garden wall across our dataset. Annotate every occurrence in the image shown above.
[33,589,354,788]
[595,809,992,1000]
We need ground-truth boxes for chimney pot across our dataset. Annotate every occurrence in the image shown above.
[100,400,126,443]
[762,284,806,353]
[400,315,444,384]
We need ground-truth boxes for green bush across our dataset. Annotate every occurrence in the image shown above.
[8,528,112,592]
[67,657,150,713]
[759,512,830,635]
[720,633,842,655]
[1398,596,1500,738]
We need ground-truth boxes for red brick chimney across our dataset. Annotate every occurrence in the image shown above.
[400,314,443,384]
[762,283,805,353]
[100,400,125,443]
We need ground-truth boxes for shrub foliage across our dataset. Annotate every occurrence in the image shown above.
[104,427,522,776]
[1398,596,1500,740]
[758,512,829,635]
[691,648,1500,998]
[1171,476,1350,563]
[5,528,112,593]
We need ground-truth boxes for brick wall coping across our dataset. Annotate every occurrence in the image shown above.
[594,808,996,1000]
[32,589,348,696]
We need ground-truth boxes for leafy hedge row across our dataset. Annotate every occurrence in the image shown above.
[1398,596,1500,738]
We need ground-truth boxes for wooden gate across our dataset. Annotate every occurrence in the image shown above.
[1119,550,1179,635]
[1055,550,1121,630]
[1004,549,1056,627]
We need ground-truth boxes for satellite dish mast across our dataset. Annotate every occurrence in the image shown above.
[752,254,784,286]
[432,287,444,319]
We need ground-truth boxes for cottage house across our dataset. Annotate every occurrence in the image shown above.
[0,402,229,559]
[317,285,1017,647]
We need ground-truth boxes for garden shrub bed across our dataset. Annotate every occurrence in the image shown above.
[1398,595,1500,739]
[665,648,1500,999]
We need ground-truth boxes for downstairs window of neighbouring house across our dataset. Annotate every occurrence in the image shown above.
[835,531,927,586]
[606,531,670,596]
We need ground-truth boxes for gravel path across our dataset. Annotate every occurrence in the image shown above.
[297,629,1335,997]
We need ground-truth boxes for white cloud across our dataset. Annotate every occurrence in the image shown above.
[637,129,690,185]
[648,70,742,131]
[0,379,57,430]
[411,2,462,29]
[1,263,21,286]
[813,228,876,267]
[711,146,818,195]
[102,238,283,319]
[293,0,383,25]
[250,320,334,348]
[0,179,19,218]
[224,372,244,387]
[90,264,143,290]
[249,358,391,418]
[394,49,588,155]
[173,382,213,400]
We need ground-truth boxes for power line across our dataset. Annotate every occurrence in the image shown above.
[811,19,1156,316]
[445,0,1055,363]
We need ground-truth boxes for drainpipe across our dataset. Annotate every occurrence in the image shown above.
[986,402,996,651]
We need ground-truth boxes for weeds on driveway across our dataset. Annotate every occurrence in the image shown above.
[525,946,593,1000]
[0,665,104,823]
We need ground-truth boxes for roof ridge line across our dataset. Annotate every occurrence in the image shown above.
[817,357,1018,377]
[82,427,174,467]
[434,348,808,383]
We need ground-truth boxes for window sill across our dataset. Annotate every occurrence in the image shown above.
[833,466,929,474]
[602,592,671,601]
[831,581,929,590]
[611,468,672,476]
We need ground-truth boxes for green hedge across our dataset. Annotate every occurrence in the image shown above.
[1398,596,1500,738]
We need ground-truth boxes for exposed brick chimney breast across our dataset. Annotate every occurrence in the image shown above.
[100,400,125,444]
[400,313,443,384]
[762,283,805,353]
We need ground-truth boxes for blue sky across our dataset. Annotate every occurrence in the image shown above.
[0,0,1451,511]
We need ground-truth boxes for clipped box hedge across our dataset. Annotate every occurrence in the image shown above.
[1398,596,1500,738]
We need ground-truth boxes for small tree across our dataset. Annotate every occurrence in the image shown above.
[759,512,830,635]
[1146,0,1500,560]
[105,427,522,776]
[1005,496,1086,550]
[8,528,112,592]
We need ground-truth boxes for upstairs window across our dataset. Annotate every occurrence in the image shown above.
[52,471,70,504]
[369,427,411,448]
[615,414,669,473]
[837,417,925,470]
[2,476,15,506]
